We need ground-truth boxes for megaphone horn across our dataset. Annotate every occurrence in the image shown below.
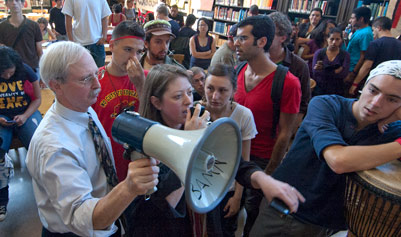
[112,111,242,213]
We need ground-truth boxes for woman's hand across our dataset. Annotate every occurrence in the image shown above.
[0,117,15,127]
[184,104,210,130]
[314,60,323,70]
[14,114,27,126]
[349,84,358,96]
[334,66,343,74]
[223,196,241,218]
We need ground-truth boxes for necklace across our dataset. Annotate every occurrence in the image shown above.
[105,64,126,118]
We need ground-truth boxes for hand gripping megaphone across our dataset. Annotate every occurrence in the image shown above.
[111,111,242,213]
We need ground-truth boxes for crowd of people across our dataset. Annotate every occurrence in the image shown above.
[1,0,401,236]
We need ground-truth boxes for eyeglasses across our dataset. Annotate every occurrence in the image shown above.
[76,71,102,86]
[233,35,250,43]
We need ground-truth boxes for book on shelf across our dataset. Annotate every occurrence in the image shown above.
[383,1,389,16]
[368,2,388,20]
[212,21,233,36]
[290,0,327,14]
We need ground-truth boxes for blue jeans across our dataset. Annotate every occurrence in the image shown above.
[84,43,105,67]
[0,185,8,206]
[0,110,42,151]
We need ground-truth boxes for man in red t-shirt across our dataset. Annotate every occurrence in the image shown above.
[92,21,147,182]
[233,15,301,236]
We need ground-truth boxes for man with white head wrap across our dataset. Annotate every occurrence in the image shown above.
[251,60,401,236]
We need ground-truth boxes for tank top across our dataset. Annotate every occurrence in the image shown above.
[190,34,213,70]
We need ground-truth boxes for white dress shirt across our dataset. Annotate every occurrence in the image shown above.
[26,100,117,236]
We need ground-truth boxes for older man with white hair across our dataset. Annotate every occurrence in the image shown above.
[26,41,159,236]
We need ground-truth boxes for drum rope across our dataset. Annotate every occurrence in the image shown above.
[345,175,401,237]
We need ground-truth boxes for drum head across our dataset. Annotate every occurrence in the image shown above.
[357,160,401,197]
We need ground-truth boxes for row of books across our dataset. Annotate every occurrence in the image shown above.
[368,2,389,20]
[288,0,336,16]
[212,21,235,35]
[216,0,274,9]
[214,6,249,22]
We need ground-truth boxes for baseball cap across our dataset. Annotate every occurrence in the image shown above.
[144,20,175,38]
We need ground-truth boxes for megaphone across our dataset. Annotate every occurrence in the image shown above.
[112,111,242,213]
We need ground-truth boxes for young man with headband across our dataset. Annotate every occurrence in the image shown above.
[92,21,146,182]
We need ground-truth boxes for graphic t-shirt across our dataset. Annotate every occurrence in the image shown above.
[92,67,143,181]
[0,63,38,118]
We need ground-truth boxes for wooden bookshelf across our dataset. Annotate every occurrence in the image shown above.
[211,0,277,41]
[358,0,390,21]
[208,0,367,44]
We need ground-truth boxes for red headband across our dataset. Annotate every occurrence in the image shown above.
[109,36,144,44]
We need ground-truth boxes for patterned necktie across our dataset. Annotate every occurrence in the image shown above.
[88,113,119,187]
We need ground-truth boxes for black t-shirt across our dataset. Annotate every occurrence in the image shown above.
[0,63,38,118]
[178,27,196,38]
[169,13,184,28]
[365,36,401,69]
[49,7,66,35]
[169,19,180,37]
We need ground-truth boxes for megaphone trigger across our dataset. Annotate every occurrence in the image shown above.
[129,150,158,199]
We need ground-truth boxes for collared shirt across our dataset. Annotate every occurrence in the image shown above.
[26,100,117,236]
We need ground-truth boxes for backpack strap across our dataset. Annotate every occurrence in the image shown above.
[270,64,289,139]
[11,18,27,49]
[234,61,247,79]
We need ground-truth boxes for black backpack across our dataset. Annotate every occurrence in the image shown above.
[170,36,191,68]
[235,62,289,139]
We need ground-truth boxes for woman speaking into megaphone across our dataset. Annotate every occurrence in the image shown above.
[125,64,305,237]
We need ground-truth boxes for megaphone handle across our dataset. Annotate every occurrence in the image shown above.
[130,150,158,200]
[144,186,157,200]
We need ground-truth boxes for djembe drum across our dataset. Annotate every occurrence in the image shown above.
[345,160,401,237]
